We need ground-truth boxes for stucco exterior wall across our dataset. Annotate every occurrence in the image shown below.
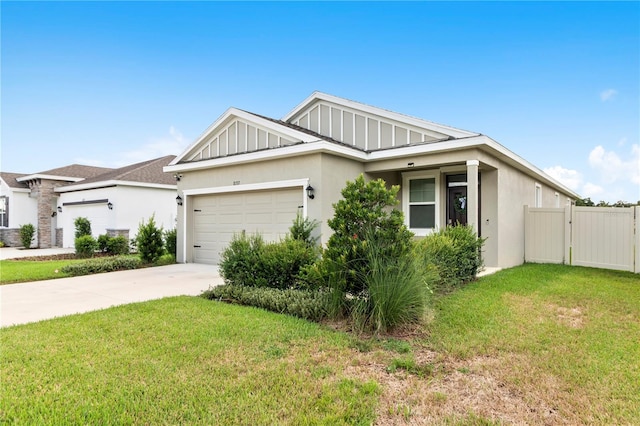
[0,182,38,246]
[58,186,176,248]
[114,186,177,241]
[495,160,574,268]
[175,153,364,262]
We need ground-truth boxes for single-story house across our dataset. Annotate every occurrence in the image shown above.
[164,92,579,268]
[0,156,177,248]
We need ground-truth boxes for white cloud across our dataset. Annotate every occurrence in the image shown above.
[582,182,604,198]
[600,89,618,101]
[543,166,583,191]
[115,126,189,167]
[588,144,640,185]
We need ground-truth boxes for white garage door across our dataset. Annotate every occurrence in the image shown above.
[192,187,303,265]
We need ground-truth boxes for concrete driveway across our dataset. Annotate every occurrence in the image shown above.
[1,262,224,328]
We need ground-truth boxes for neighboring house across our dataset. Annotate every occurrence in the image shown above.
[164,92,579,268]
[0,156,177,248]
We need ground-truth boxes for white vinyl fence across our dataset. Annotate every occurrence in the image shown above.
[524,205,639,273]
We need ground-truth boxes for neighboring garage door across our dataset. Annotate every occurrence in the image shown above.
[192,187,303,264]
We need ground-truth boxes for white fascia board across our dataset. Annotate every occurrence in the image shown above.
[56,180,176,193]
[282,92,478,139]
[16,174,84,183]
[183,178,309,196]
[367,134,579,198]
[165,141,368,173]
[170,107,320,166]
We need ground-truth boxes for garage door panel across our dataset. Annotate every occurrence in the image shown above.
[191,188,302,265]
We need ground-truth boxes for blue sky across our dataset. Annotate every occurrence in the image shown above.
[2,1,638,203]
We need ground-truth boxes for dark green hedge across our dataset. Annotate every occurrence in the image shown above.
[61,256,142,276]
[201,284,329,321]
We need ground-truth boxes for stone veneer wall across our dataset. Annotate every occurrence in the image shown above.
[106,229,130,240]
[55,228,63,248]
[0,228,21,247]
[34,180,64,249]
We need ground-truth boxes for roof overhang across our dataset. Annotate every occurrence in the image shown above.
[56,180,177,193]
[16,174,84,183]
[165,134,579,199]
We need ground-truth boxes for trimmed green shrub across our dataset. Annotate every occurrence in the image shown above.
[219,232,264,286]
[135,215,164,264]
[202,284,329,321]
[414,224,484,293]
[155,253,176,266]
[74,217,92,239]
[219,232,317,289]
[164,228,177,258]
[19,223,36,249]
[97,234,111,253]
[323,174,414,295]
[61,256,142,276]
[107,236,129,255]
[75,235,98,258]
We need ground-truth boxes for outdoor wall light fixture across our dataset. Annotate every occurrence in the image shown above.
[306,185,315,199]
[174,174,182,181]
[57,206,62,213]
[176,195,183,206]
[107,202,114,210]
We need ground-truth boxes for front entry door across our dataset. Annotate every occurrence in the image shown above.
[447,182,468,226]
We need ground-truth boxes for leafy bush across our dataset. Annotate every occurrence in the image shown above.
[61,256,142,276]
[19,224,36,249]
[414,224,484,293]
[155,254,176,266]
[74,217,92,239]
[289,213,320,248]
[202,284,329,321]
[97,234,111,252]
[219,232,264,286]
[97,234,129,255]
[219,232,317,289]
[135,215,164,264]
[75,235,98,258]
[322,174,414,295]
[164,228,177,258]
[107,236,130,255]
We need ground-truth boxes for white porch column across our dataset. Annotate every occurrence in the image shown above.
[466,160,479,233]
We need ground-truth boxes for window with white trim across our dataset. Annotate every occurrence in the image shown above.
[0,196,8,227]
[535,183,542,207]
[403,172,439,235]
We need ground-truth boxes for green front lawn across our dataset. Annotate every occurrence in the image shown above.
[1,264,639,424]
[0,259,86,284]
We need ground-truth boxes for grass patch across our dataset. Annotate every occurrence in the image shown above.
[424,263,640,424]
[2,264,638,424]
[1,297,380,424]
[0,259,87,284]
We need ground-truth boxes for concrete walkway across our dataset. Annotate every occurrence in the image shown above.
[1,262,224,328]
[0,247,76,260]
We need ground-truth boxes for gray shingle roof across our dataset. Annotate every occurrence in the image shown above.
[64,155,177,187]
[0,172,29,189]
[36,164,115,179]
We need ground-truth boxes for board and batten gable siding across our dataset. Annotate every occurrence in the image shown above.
[186,117,299,162]
[287,100,451,151]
